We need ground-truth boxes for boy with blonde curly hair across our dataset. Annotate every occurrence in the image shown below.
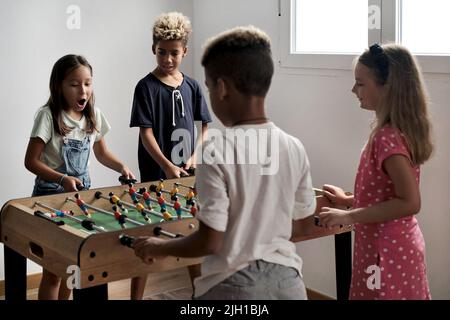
[129,11,211,299]
[130,11,211,182]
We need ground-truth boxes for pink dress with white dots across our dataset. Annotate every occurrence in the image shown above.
[349,126,431,300]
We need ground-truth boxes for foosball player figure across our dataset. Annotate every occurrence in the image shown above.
[161,208,172,221]
[109,192,122,207]
[185,187,195,206]
[140,187,153,209]
[170,183,180,201]
[190,199,198,217]
[54,209,75,218]
[128,183,139,204]
[112,205,127,229]
[157,191,167,211]
[156,178,164,193]
[173,196,182,220]
[75,193,91,217]
[135,202,149,222]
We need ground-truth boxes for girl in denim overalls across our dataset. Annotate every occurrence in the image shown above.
[24,55,136,300]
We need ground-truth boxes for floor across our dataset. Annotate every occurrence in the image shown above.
[1,268,193,300]
[1,267,331,300]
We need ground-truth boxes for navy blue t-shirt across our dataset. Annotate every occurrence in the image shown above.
[130,73,212,182]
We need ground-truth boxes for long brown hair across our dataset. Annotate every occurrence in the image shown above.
[47,54,97,136]
[359,44,433,165]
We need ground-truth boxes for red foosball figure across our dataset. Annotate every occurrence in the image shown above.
[190,200,198,217]
[128,183,139,204]
[141,187,153,209]
[112,205,127,229]
[173,196,182,220]
[157,192,167,211]
[75,193,91,217]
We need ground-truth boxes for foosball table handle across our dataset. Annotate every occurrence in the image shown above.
[118,176,138,185]
[34,210,65,226]
[153,226,183,238]
[119,234,135,248]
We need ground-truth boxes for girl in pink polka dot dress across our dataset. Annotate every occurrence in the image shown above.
[318,44,433,300]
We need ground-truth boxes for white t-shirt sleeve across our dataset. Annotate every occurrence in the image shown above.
[292,141,316,220]
[94,108,111,142]
[195,162,230,233]
[30,107,53,143]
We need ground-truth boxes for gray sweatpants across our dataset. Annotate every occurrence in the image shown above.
[196,260,307,300]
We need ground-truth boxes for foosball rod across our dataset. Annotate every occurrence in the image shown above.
[133,191,192,214]
[94,191,167,220]
[119,227,183,248]
[34,202,107,233]
[151,184,197,202]
[65,196,145,226]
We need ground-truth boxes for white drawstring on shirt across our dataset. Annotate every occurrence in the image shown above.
[172,89,185,127]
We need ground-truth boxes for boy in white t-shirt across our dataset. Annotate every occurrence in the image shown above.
[134,26,317,299]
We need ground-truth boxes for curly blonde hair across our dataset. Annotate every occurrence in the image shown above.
[153,12,192,46]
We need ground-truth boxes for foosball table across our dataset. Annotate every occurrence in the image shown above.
[0,176,201,300]
[1,177,353,300]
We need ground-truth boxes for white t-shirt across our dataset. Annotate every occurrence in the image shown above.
[193,122,316,297]
[30,105,111,170]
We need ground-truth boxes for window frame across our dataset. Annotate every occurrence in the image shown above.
[278,0,450,73]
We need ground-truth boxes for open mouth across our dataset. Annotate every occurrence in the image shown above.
[78,99,86,105]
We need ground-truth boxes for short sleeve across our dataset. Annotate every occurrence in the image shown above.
[94,108,111,142]
[194,141,229,232]
[373,127,411,171]
[129,80,154,128]
[30,107,53,143]
[292,141,316,220]
[193,82,212,123]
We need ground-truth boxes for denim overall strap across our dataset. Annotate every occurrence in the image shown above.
[32,136,91,196]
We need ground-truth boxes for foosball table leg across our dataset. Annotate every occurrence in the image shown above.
[4,246,27,301]
[334,232,352,300]
[187,264,201,288]
[73,284,108,300]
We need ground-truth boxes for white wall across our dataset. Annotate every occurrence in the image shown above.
[0,0,193,278]
[192,0,450,299]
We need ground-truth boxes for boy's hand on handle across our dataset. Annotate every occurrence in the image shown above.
[163,163,189,179]
[133,236,168,264]
[322,184,351,207]
[318,207,353,229]
[61,176,83,192]
[184,155,197,171]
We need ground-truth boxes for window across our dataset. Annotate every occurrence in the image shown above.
[400,0,450,55]
[293,0,368,54]
[279,0,450,72]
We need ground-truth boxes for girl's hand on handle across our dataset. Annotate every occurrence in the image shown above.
[61,175,83,192]
[322,184,352,207]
